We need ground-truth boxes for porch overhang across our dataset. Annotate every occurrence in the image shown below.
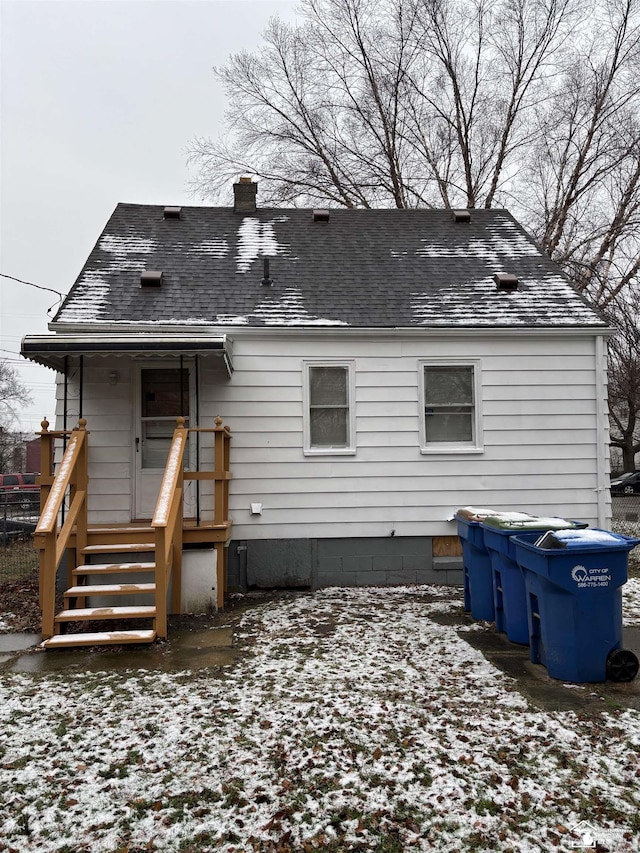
[20,333,234,375]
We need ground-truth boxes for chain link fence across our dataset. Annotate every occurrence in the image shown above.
[0,493,39,585]
[611,494,640,573]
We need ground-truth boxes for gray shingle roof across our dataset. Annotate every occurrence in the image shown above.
[53,204,606,329]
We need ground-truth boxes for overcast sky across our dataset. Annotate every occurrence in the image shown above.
[0,0,299,434]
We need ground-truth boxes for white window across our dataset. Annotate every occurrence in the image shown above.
[419,361,482,452]
[303,361,355,454]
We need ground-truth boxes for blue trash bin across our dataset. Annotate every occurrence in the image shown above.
[483,517,587,645]
[456,507,503,621]
[513,529,639,683]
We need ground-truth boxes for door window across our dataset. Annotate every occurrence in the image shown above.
[140,368,189,468]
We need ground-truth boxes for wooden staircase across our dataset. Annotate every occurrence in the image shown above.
[35,416,232,650]
[41,541,159,649]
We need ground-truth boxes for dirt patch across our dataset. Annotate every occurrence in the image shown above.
[0,575,51,633]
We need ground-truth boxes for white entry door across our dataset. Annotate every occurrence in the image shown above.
[134,364,195,519]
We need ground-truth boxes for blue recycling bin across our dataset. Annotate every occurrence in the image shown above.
[482,518,587,645]
[456,508,501,621]
[513,530,639,683]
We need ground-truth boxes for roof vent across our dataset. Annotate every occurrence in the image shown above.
[140,270,164,288]
[163,206,182,220]
[233,177,257,213]
[494,273,519,292]
[313,209,330,223]
[261,258,273,287]
[452,209,471,223]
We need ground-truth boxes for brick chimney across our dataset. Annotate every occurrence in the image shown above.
[233,177,257,213]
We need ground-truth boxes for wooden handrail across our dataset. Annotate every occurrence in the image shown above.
[158,416,232,612]
[151,419,187,637]
[35,413,231,641]
[36,418,89,638]
[36,430,86,534]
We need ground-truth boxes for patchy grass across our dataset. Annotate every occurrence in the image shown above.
[1,586,639,852]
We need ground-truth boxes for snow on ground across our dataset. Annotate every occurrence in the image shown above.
[1,585,639,853]
[623,577,640,625]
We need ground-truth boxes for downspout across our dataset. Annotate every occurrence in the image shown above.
[595,334,609,528]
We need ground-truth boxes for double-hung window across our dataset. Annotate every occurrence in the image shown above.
[419,361,482,452]
[304,361,355,454]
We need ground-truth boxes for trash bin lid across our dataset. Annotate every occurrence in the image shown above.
[455,506,504,522]
[482,512,585,531]
[549,528,640,550]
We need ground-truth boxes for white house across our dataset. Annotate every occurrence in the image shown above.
[22,180,612,644]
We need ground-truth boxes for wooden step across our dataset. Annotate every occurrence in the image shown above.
[41,630,157,649]
[64,583,156,599]
[55,605,156,622]
[72,562,156,577]
[82,543,155,555]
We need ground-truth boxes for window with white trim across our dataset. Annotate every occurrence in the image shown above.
[304,362,355,453]
[419,361,482,451]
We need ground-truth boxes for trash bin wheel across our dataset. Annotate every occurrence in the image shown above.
[606,648,639,683]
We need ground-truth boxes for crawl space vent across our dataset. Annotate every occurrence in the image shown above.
[140,270,164,288]
[494,273,519,292]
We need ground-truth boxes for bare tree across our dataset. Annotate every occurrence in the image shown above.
[522,0,640,307]
[188,0,640,307]
[0,361,31,473]
[606,296,640,472]
[0,360,31,427]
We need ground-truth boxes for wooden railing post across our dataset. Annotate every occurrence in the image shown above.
[151,417,187,638]
[171,438,184,616]
[35,419,89,639]
[155,526,168,639]
[38,418,53,609]
[38,418,54,515]
[213,416,232,609]
[69,418,88,587]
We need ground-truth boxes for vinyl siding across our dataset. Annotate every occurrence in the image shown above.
[53,332,610,535]
[200,332,609,539]
[55,358,134,524]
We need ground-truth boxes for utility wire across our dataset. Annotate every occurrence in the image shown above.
[0,272,65,315]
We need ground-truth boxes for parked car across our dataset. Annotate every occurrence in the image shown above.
[610,471,640,495]
[0,473,39,509]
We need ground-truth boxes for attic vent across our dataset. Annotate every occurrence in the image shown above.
[452,209,471,223]
[163,206,182,220]
[261,258,273,286]
[313,209,330,222]
[140,270,164,288]
[494,273,519,292]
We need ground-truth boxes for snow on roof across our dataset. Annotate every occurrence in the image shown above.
[52,206,608,330]
[236,217,287,272]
